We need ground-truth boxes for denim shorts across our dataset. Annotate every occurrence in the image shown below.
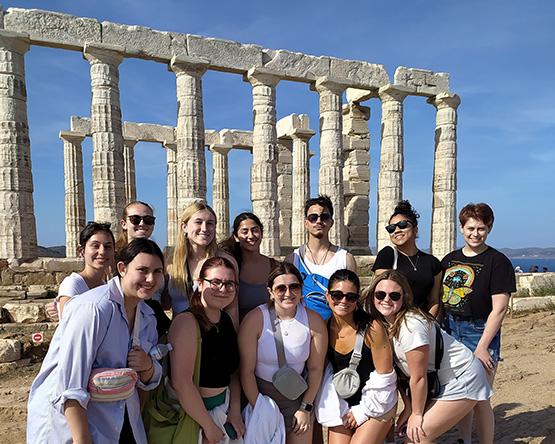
[443,313,501,362]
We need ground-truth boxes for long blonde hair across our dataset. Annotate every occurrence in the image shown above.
[168,201,218,294]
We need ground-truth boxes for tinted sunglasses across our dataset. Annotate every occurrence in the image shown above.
[273,283,302,296]
[329,290,359,303]
[385,220,412,234]
[374,291,402,302]
[128,215,156,226]
[306,213,331,223]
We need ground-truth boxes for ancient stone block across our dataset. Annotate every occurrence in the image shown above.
[4,8,101,50]
[123,122,175,143]
[0,339,21,363]
[187,35,263,73]
[3,301,46,323]
[394,67,450,96]
[329,58,389,89]
[43,258,82,273]
[102,21,172,61]
[168,33,188,58]
[263,49,330,82]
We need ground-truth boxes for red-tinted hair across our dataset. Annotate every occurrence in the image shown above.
[459,203,494,229]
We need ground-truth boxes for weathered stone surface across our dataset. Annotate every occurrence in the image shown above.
[187,35,263,73]
[394,67,450,96]
[346,88,376,103]
[123,122,175,143]
[0,338,21,363]
[3,301,46,323]
[168,33,188,58]
[101,21,172,61]
[263,49,329,82]
[4,8,101,50]
[330,58,389,89]
[210,145,231,242]
[43,258,82,273]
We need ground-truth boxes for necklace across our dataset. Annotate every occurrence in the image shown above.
[306,243,331,265]
[405,252,419,271]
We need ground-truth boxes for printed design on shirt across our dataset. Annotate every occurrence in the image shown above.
[442,263,481,308]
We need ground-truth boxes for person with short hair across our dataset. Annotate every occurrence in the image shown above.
[441,202,516,444]
[286,195,357,321]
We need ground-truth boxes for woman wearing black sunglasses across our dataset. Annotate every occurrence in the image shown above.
[372,200,442,318]
[117,201,157,251]
[324,269,396,444]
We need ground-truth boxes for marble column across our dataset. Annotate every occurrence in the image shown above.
[342,102,371,253]
[0,31,37,259]
[376,85,410,252]
[291,129,315,247]
[314,77,349,245]
[164,141,178,248]
[210,144,231,242]
[429,92,461,258]
[246,67,281,256]
[83,43,125,233]
[60,131,86,258]
[123,138,137,204]
[169,56,209,212]
[277,141,293,248]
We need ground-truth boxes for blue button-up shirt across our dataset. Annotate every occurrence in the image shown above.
[27,277,162,444]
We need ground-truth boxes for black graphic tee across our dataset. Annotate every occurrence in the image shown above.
[441,247,516,319]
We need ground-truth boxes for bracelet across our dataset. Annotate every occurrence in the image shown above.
[140,360,154,373]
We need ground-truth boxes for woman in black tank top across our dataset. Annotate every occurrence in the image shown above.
[325,270,395,444]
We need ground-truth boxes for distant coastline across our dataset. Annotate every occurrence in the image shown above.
[499,247,555,259]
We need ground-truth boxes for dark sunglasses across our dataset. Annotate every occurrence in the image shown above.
[385,220,412,234]
[374,291,402,302]
[273,283,302,296]
[128,215,156,226]
[329,290,359,303]
[306,213,331,223]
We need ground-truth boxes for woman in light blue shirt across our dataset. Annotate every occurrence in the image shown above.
[27,238,165,444]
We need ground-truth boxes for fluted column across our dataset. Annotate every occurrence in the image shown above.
[277,141,293,247]
[123,138,137,203]
[246,67,281,256]
[164,141,178,247]
[291,129,315,247]
[60,131,86,258]
[314,77,349,245]
[170,56,209,212]
[210,145,231,242]
[376,85,410,252]
[83,43,125,233]
[429,92,461,258]
[0,31,37,259]
[342,102,371,253]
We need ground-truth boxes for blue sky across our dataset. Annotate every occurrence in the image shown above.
[7,0,555,250]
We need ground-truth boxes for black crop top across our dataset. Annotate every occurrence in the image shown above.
[328,335,375,406]
[196,311,239,388]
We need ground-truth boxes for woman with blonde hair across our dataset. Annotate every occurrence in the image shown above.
[166,201,238,325]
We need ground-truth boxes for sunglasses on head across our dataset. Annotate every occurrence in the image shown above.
[306,213,331,223]
[374,291,402,302]
[385,220,412,234]
[329,290,359,303]
[128,215,156,226]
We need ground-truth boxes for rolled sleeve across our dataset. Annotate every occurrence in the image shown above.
[51,388,91,413]
[137,359,162,391]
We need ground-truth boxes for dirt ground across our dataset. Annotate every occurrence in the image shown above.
[2,310,553,443]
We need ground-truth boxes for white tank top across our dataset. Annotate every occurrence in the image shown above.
[255,303,311,382]
[293,247,348,279]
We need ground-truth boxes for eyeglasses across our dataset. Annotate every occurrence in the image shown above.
[385,220,412,234]
[272,283,302,296]
[329,290,359,303]
[203,278,238,293]
[306,213,331,224]
[128,215,156,226]
[374,291,402,302]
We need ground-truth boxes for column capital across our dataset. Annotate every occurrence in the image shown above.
[83,43,124,66]
[163,140,177,151]
[312,76,350,94]
[428,92,461,110]
[209,144,232,155]
[346,87,377,103]
[290,128,316,141]
[59,131,86,145]
[378,84,412,102]
[342,102,371,119]
[123,138,139,148]
[245,67,281,87]
[0,30,30,54]
[169,55,210,77]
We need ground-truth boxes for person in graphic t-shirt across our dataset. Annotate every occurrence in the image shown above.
[441,203,516,444]
[285,195,357,321]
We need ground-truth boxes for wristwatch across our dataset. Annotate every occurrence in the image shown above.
[300,401,313,412]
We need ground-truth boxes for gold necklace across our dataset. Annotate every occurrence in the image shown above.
[306,243,331,265]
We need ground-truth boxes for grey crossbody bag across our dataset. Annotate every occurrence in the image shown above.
[332,328,366,399]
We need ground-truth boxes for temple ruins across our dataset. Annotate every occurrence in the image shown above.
[0,7,460,261]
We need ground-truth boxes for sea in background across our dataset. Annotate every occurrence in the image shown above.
[510,258,555,272]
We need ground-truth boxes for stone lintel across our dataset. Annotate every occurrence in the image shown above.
[346,87,378,103]
[123,121,175,143]
[83,42,124,65]
[428,92,461,109]
[394,66,450,97]
[312,76,351,94]
[59,131,85,144]
[263,49,330,83]
[245,66,281,86]
[0,29,30,53]
[378,84,413,102]
[169,55,210,76]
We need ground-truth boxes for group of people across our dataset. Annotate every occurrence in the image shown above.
[26,195,515,444]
